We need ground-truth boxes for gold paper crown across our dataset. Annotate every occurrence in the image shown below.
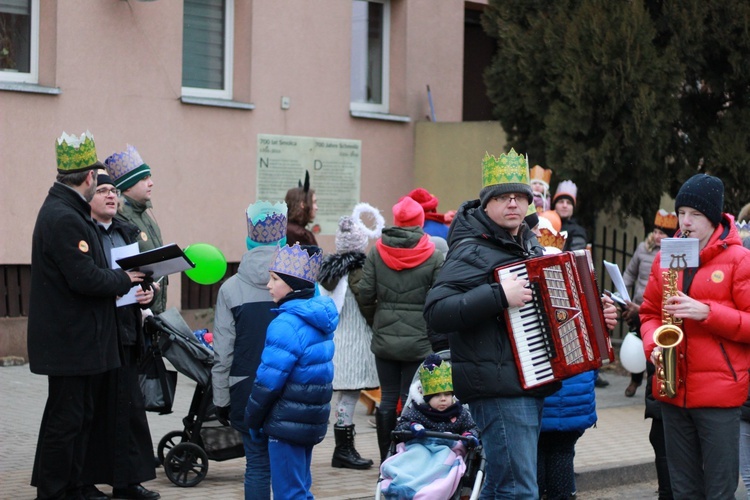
[269,243,323,283]
[482,148,530,188]
[419,356,453,396]
[56,131,100,173]
[538,228,567,250]
[654,209,678,230]
[530,165,552,187]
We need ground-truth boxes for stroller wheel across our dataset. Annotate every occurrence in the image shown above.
[157,430,189,464]
[164,442,209,487]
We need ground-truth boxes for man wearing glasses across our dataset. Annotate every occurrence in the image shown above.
[80,173,161,500]
[424,149,568,498]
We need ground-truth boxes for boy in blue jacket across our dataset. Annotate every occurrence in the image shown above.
[245,243,338,500]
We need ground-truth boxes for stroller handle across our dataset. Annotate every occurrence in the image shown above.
[391,429,480,449]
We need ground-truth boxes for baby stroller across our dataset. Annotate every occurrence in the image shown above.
[375,350,486,500]
[144,308,244,487]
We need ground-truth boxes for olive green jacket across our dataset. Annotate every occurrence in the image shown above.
[118,195,168,314]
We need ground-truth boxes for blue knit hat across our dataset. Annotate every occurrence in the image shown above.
[675,174,724,226]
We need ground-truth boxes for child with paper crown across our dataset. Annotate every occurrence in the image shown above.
[244,243,338,499]
[394,354,479,440]
[211,200,287,499]
[318,203,385,470]
[379,354,480,499]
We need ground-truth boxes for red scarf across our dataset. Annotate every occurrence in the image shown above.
[376,234,436,271]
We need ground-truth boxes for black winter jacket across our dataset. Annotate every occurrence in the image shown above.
[424,199,561,402]
[28,183,132,376]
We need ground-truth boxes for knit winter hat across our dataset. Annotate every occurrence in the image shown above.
[553,180,578,207]
[96,172,115,188]
[408,188,439,212]
[419,353,453,397]
[104,145,151,192]
[675,174,724,226]
[336,216,368,253]
[392,196,425,227]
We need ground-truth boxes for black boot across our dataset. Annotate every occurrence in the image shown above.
[375,408,397,462]
[331,424,373,469]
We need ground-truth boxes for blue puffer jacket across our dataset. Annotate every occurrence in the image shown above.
[245,295,338,446]
[540,370,597,433]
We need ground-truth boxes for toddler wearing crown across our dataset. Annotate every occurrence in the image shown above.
[244,243,338,499]
[379,354,480,499]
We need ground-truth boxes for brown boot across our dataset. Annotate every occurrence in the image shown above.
[624,380,640,397]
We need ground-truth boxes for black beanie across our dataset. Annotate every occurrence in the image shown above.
[275,272,315,292]
[675,174,724,226]
[97,173,115,188]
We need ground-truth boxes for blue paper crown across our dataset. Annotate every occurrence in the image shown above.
[269,243,323,283]
[247,201,288,249]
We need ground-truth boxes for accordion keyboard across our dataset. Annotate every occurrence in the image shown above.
[497,263,556,386]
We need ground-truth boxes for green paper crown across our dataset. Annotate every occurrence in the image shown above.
[482,148,530,188]
[56,131,100,173]
[419,360,453,396]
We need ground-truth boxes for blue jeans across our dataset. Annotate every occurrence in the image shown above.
[241,431,270,500]
[469,396,544,499]
[268,436,313,500]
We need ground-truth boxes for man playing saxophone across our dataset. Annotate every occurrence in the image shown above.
[640,174,750,499]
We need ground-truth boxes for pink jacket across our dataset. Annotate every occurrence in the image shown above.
[641,214,750,408]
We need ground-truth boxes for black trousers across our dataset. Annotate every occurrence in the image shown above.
[31,375,97,500]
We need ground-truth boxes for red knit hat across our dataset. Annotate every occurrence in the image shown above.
[392,196,425,227]
[408,188,439,212]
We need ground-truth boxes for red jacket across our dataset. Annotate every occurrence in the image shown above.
[641,214,750,408]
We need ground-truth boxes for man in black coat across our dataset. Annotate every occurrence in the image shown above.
[28,132,143,500]
[424,149,562,498]
[81,173,160,500]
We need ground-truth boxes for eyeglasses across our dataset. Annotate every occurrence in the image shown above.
[95,187,120,197]
[493,194,528,204]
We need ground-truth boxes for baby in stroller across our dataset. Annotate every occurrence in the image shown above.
[379,353,481,500]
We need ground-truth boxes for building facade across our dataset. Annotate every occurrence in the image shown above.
[1,0,499,358]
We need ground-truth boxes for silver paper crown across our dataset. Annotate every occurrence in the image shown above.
[247,201,288,244]
[269,243,323,283]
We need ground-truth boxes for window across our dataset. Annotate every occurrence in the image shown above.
[350,0,390,114]
[182,0,234,99]
[0,0,39,84]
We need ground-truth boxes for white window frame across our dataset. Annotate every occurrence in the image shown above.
[350,0,390,114]
[0,0,39,84]
[181,0,234,100]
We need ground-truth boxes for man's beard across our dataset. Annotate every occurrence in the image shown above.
[84,180,97,202]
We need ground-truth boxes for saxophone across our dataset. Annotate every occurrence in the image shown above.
[652,230,687,398]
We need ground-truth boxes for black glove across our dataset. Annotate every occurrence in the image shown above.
[216,405,231,426]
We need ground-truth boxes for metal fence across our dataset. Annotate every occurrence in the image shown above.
[590,225,642,343]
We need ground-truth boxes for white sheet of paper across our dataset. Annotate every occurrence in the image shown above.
[660,238,700,269]
[112,242,140,307]
[603,260,632,303]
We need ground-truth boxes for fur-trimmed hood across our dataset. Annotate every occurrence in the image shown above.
[318,251,366,288]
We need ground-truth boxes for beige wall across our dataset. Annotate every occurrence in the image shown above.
[414,121,507,213]
[1,0,472,313]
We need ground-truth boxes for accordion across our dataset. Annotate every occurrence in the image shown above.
[494,250,615,389]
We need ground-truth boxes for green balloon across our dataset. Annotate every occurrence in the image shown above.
[184,243,228,285]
